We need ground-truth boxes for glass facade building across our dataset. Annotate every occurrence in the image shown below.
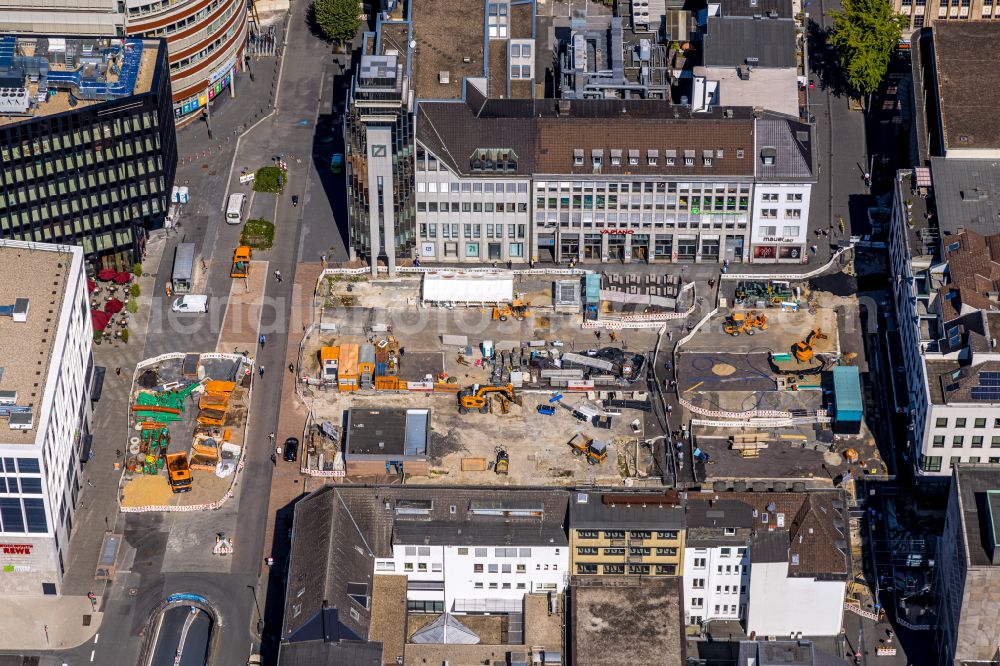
[0,36,177,268]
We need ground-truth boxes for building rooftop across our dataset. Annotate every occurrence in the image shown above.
[277,640,383,666]
[931,158,1000,238]
[569,490,685,530]
[926,359,1000,406]
[409,0,486,99]
[931,23,1000,154]
[756,115,816,182]
[344,408,430,458]
[703,17,797,69]
[953,464,1000,567]
[736,639,850,666]
[570,576,685,666]
[695,66,800,118]
[717,0,794,18]
[0,242,78,443]
[0,35,160,127]
[692,490,849,580]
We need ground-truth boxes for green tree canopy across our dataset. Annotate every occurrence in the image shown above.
[314,0,362,43]
[829,0,907,99]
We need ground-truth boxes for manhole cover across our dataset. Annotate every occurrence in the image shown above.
[128,587,139,597]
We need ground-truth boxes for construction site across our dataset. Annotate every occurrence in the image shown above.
[297,271,669,485]
[118,352,254,509]
[674,278,884,484]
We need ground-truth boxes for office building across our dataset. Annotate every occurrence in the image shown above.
[346,0,815,271]
[568,490,685,577]
[0,35,177,266]
[683,497,751,626]
[893,0,1000,35]
[935,465,1000,666]
[0,241,93,595]
[889,23,1000,479]
[0,0,247,124]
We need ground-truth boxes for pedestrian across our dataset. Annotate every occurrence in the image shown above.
[259,334,266,347]
[274,269,282,282]
[529,259,534,269]
[492,262,497,269]
[288,363,295,374]
[667,404,673,414]
[87,479,94,488]
[667,331,673,342]
[270,452,277,466]
[595,330,602,340]
[115,367,121,376]
[115,449,122,458]
[258,365,265,377]
[507,260,512,270]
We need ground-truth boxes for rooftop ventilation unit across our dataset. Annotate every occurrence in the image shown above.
[0,390,16,405]
[0,298,29,323]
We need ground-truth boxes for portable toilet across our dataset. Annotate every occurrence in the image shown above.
[320,346,340,382]
[359,344,376,388]
[338,343,359,391]
[832,366,863,435]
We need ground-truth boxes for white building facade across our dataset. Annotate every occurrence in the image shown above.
[378,543,567,613]
[748,183,812,263]
[0,241,92,595]
[682,543,750,625]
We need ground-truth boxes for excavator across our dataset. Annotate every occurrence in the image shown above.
[793,328,829,362]
[723,311,768,336]
[492,299,530,322]
[457,383,520,414]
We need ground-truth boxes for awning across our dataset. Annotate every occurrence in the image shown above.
[91,366,106,402]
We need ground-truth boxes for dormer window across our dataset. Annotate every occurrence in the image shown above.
[611,149,622,166]
[761,147,777,165]
[703,150,713,167]
[592,149,603,168]
[665,149,676,166]
[647,149,659,166]
[574,149,584,166]
[628,149,639,166]
[684,150,695,167]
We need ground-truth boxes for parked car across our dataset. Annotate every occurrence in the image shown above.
[171,295,209,313]
[536,405,556,416]
[283,437,299,462]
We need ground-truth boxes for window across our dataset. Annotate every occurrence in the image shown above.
[693,558,706,568]
[488,564,499,573]
[956,418,967,428]
[762,193,779,202]
[517,564,526,573]
[973,436,984,448]
[720,548,731,556]
[502,564,512,573]
[376,561,394,571]
[475,582,484,589]
[404,563,414,572]
[782,226,800,237]
[976,418,987,428]
[761,209,778,219]
[723,527,737,536]
[971,457,982,463]
[786,193,804,202]
[458,547,469,555]
[784,209,801,219]
[475,547,488,557]
[954,436,965,448]
[921,455,942,472]
[474,564,484,573]
[692,578,705,589]
[933,435,945,448]
[991,436,1000,448]
[657,530,678,540]
[489,583,499,589]
[950,456,962,467]
[574,151,584,166]
[690,597,704,608]
[417,563,427,572]
[936,418,948,428]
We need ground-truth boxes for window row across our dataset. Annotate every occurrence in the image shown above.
[760,192,804,202]
[474,581,528,590]
[1,114,157,161]
[0,497,47,534]
[420,223,527,239]
[930,434,1000,448]
[922,454,1000,472]
[2,141,161,186]
[417,201,528,214]
[757,209,803,220]
[536,194,750,212]
[576,563,677,575]
[537,181,751,195]
[934,417,997,429]
[575,530,680,540]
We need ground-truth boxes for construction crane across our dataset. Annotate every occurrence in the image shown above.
[792,328,829,362]
[457,384,520,414]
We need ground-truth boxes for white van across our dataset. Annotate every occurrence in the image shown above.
[171,295,209,313]
[226,193,246,224]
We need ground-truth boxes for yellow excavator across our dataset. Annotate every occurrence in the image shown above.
[458,384,520,414]
[793,328,829,362]
[492,299,530,321]
[723,311,768,336]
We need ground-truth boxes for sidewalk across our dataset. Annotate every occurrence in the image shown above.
[58,233,168,599]
[0,596,103,650]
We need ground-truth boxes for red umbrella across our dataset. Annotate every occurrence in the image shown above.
[97,268,117,281]
[87,279,97,293]
[104,298,124,314]
[91,310,111,331]
[114,271,132,285]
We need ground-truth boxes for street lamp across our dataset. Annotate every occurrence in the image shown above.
[248,584,264,634]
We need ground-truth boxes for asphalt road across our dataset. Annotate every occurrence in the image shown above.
[53,1,344,664]
[150,606,211,666]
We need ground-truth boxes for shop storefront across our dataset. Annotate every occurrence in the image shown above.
[583,234,602,260]
[632,234,650,262]
[172,58,238,121]
[654,235,673,261]
[559,234,579,262]
[605,234,626,261]
[676,237,698,262]
[752,243,804,263]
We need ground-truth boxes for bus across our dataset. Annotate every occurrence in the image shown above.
[330,153,343,174]
[226,193,246,224]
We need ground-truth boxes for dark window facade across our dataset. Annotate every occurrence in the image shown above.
[0,39,177,269]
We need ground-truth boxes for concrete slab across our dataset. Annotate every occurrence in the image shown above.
[218,260,269,352]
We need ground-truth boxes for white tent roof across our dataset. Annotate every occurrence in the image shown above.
[422,271,514,304]
[409,613,481,644]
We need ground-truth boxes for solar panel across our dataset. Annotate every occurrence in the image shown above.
[981,371,1000,380]
[980,379,1000,386]
[971,387,1000,401]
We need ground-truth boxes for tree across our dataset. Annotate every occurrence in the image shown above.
[829,0,907,102]
[314,0,361,43]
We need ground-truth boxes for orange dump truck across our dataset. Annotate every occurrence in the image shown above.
[165,452,192,493]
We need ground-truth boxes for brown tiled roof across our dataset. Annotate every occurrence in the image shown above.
[692,491,849,579]
[945,230,1000,303]
[417,97,758,178]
